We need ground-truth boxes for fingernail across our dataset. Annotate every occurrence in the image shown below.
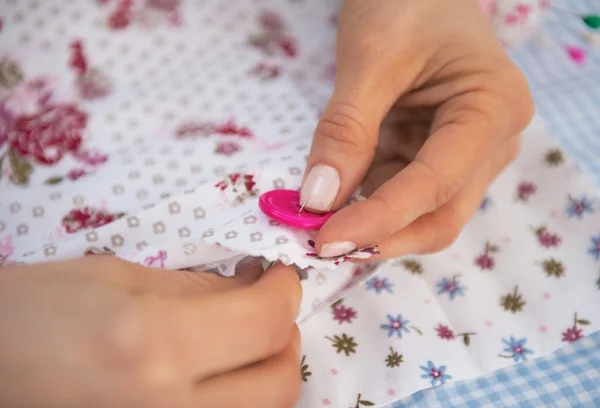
[300,164,340,212]
[319,241,356,258]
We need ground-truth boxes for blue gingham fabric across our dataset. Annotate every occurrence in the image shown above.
[385,1,600,407]
[388,331,600,408]
[511,0,600,184]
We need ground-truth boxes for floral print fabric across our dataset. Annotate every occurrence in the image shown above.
[1,1,599,407]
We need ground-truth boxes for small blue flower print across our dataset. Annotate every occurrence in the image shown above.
[479,196,492,211]
[381,314,410,338]
[500,336,534,363]
[419,361,452,386]
[567,196,594,219]
[436,277,466,300]
[588,234,600,261]
[365,277,394,294]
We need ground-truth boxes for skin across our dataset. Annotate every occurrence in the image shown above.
[0,257,302,408]
[305,0,535,258]
[0,1,535,406]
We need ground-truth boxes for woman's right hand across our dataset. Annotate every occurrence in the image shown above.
[0,256,302,408]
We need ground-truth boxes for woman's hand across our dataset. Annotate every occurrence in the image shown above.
[0,257,302,408]
[301,0,534,258]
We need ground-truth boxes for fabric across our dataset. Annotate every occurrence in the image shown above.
[1,1,600,408]
[388,330,600,408]
[511,0,600,186]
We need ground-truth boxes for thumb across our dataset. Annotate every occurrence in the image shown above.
[300,30,413,212]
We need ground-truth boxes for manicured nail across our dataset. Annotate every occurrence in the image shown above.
[319,241,356,258]
[300,164,340,212]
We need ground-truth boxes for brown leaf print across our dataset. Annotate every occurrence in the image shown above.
[326,334,357,356]
[545,148,564,166]
[353,394,375,407]
[300,355,311,382]
[500,286,526,313]
[398,258,423,274]
[385,347,403,368]
[540,258,565,278]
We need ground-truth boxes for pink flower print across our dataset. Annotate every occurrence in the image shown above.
[566,46,587,65]
[504,12,520,25]
[474,242,499,270]
[61,207,125,234]
[435,323,476,345]
[435,324,455,340]
[515,3,532,17]
[259,10,286,33]
[74,149,109,166]
[76,68,112,100]
[533,226,562,248]
[561,312,590,344]
[332,304,357,324]
[66,168,87,181]
[517,181,537,202]
[215,141,241,156]
[562,327,584,343]
[144,249,168,268]
[0,235,15,265]
[540,0,551,9]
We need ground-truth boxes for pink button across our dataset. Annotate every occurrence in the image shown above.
[258,189,335,230]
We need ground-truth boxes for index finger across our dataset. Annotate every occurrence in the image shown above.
[165,263,302,380]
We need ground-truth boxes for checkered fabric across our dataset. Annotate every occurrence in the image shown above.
[511,0,600,183]
[388,331,600,408]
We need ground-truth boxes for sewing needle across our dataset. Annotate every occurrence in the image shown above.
[298,190,312,214]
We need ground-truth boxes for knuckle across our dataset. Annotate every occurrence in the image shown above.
[500,65,535,130]
[421,217,462,254]
[317,103,375,151]
[414,159,462,210]
[100,300,179,394]
[234,294,291,355]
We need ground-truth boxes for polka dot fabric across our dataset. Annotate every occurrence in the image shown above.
[1,1,599,407]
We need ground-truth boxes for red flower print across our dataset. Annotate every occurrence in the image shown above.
[474,242,499,270]
[9,104,88,165]
[61,207,125,234]
[108,0,133,30]
[332,304,357,324]
[77,68,112,100]
[215,141,241,156]
[66,168,87,181]
[69,41,88,75]
[175,121,215,138]
[517,182,537,202]
[533,226,562,248]
[562,327,584,343]
[248,62,281,81]
[215,173,259,205]
[259,10,285,33]
[74,149,108,166]
[435,324,455,340]
[277,35,298,57]
[146,0,181,12]
[215,120,253,138]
